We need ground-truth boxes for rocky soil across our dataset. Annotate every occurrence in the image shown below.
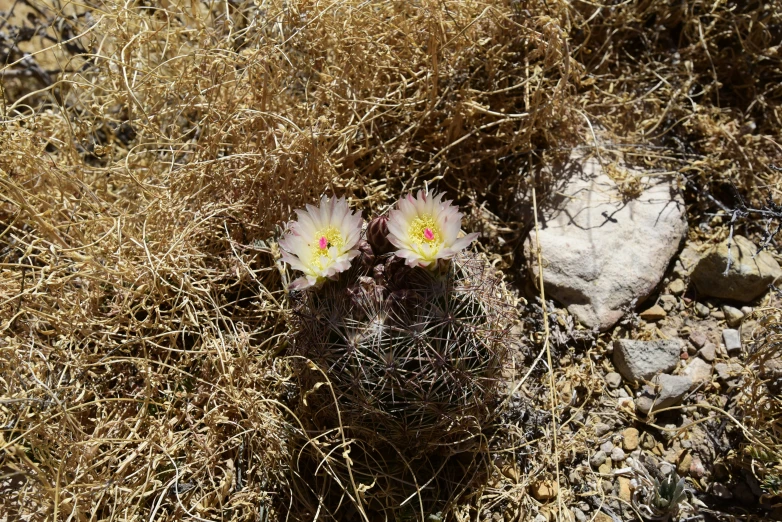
[486,155,782,522]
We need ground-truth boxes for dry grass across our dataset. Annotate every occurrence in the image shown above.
[1,0,781,520]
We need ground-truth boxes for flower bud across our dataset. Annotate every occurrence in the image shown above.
[366,215,394,256]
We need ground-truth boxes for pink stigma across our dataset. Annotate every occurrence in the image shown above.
[423,228,435,241]
[318,236,328,249]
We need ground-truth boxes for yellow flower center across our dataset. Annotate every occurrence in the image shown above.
[408,215,441,246]
[310,226,344,270]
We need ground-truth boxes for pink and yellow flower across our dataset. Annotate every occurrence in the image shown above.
[386,189,479,268]
[279,195,363,289]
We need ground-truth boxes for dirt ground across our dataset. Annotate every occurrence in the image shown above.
[1,0,781,521]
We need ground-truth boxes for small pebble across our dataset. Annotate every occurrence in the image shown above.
[605,372,622,389]
[640,304,666,321]
[722,329,742,354]
[689,330,708,349]
[741,306,753,316]
[698,342,717,362]
[640,432,656,450]
[723,305,744,327]
[573,508,587,522]
[715,362,742,381]
[660,294,678,312]
[530,480,558,501]
[611,447,626,462]
[690,457,706,479]
[594,422,611,437]
[677,452,693,475]
[694,302,710,318]
[682,357,713,386]
[590,451,607,468]
[618,477,632,502]
[622,427,640,451]
[711,310,725,320]
[668,279,686,296]
[600,441,614,453]
[660,462,674,476]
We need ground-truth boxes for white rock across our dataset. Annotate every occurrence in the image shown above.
[722,305,744,328]
[610,447,627,462]
[682,358,712,387]
[524,154,687,330]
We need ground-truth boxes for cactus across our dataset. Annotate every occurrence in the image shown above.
[290,251,513,453]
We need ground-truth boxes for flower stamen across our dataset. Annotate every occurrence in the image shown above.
[408,216,441,245]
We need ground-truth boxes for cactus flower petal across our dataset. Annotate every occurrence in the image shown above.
[279,195,363,289]
[387,189,479,268]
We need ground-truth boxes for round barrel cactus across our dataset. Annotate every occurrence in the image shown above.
[290,250,514,452]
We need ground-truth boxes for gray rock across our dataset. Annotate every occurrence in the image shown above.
[723,329,742,355]
[524,154,687,330]
[656,374,692,402]
[613,339,681,382]
[590,451,607,468]
[668,279,686,296]
[660,295,678,312]
[594,422,612,437]
[694,302,710,318]
[682,358,712,387]
[636,374,692,415]
[697,342,717,362]
[691,235,782,302]
[605,372,622,389]
[600,441,614,453]
[715,362,742,382]
[573,508,588,522]
[610,447,626,462]
[689,330,708,349]
[723,305,744,327]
